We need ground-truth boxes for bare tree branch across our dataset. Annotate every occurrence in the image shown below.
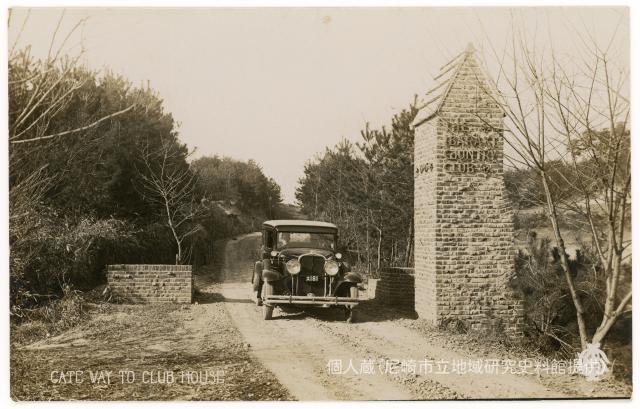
[11,105,135,145]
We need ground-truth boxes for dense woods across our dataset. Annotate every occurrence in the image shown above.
[9,46,281,312]
[193,156,282,218]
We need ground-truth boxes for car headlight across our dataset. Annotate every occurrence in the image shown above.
[324,260,339,276]
[286,259,301,275]
[270,250,279,257]
[335,253,342,260]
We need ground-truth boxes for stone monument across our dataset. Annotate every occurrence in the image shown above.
[412,44,523,337]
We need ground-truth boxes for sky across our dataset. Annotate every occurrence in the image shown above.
[8,7,629,203]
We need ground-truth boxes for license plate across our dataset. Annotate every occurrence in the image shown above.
[306,275,319,282]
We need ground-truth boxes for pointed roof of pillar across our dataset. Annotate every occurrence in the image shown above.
[412,43,501,128]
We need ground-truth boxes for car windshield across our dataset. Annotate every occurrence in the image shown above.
[276,232,335,250]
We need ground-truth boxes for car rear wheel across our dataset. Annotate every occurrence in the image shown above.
[262,282,274,320]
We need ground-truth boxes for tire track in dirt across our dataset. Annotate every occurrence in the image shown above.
[213,233,574,400]
[214,233,413,400]
[222,284,412,400]
[310,317,565,399]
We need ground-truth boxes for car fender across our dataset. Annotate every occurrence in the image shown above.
[333,272,362,295]
[343,272,362,283]
[262,269,280,282]
[333,280,359,297]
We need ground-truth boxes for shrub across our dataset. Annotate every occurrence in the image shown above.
[11,285,86,332]
[513,232,604,356]
[10,212,137,310]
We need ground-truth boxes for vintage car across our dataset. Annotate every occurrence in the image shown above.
[252,220,362,322]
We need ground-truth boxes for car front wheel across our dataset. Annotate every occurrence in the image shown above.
[262,282,274,320]
[345,306,356,323]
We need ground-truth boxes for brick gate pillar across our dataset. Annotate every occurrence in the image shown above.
[412,44,523,337]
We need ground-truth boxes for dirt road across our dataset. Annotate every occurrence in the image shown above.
[215,233,411,400]
[12,232,630,400]
[210,233,629,400]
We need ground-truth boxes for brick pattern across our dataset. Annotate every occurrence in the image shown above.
[107,264,193,304]
[375,267,415,310]
[414,120,438,323]
[413,48,524,337]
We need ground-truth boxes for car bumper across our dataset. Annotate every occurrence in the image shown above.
[263,295,359,306]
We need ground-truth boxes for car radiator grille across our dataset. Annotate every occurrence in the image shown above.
[300,254,325,275]
[297,254,326,296]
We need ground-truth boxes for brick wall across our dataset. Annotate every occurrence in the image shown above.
[375,267,415,310]
[412,45,524,338]
[107,264,193,303]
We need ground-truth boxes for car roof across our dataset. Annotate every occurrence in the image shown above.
[263,219,338,230]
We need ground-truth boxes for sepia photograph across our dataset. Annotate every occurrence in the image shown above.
[4,2,634,403]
